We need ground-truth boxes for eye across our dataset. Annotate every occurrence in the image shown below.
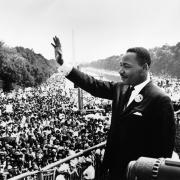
[124,64,131,68]
[120,63,131,68]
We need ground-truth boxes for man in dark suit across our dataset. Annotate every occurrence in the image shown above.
[52,37,175,180]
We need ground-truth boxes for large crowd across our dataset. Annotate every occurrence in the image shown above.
[152,75,180,112]
[0,72,180,179]
[0,74,111,179]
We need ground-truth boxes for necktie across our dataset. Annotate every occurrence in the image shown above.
[123,86,134,109]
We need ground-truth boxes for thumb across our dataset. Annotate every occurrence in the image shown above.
[51,43,56,48]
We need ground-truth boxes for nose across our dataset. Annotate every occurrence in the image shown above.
[119,67,124,75]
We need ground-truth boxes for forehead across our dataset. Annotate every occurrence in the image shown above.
[121,52,138,63]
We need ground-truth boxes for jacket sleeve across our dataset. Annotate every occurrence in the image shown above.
[66,68,115,100]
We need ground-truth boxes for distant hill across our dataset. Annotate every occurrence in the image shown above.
[82,42,180,78]
[0,41,59,89]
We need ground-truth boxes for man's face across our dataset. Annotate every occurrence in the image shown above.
[119,52,146,85]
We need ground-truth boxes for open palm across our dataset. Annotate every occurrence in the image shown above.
[51,36,64,65]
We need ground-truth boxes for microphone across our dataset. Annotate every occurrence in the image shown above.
[127,157,180,180]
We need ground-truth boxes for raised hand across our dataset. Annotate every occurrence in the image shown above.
[51,36,64,65]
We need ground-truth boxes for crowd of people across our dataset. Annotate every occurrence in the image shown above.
[0,72,180,179]
[0,73,111,179]
[152,75,180,112]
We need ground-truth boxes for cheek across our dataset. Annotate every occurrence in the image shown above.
[128,70,139,80]
[127,70,136,78]
[132,70,143,81]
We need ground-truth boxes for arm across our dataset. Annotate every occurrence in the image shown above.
[66,67,115,100]
[52,36,115,100]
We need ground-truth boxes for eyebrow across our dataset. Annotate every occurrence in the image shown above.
[120,62,131,66]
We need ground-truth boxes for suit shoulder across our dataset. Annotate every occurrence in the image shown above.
[145,82,171,100]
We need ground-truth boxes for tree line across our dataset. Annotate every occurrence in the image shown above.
[0,41,180,91]
[82,42,180,78]
[0,41,59,90]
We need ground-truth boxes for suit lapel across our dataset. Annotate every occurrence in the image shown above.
[119,85,129,112]
[122,81,153,114]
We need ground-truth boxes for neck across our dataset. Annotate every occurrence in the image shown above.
[134,73,150,86]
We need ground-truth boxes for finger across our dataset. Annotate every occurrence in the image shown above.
[55,36,58,41]
[51,43,56,48]
[53,37,56,44]
[55,36,60,46]
[54,36,58,42]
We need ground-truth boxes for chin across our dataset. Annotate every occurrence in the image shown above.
[123,81,135,85]
[121,78,127,84]
[121,81,129,85]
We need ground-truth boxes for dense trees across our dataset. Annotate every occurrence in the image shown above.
[0,42,58,88]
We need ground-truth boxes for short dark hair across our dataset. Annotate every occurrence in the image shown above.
[126,47,151,66]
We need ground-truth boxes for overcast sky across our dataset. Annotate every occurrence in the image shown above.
[0,0,179,63]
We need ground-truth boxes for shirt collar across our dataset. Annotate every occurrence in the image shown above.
[134,73,151,92]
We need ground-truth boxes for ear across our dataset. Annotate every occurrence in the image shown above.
[142,63,149,71]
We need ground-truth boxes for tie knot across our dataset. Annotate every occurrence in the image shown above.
[128,86,134,93]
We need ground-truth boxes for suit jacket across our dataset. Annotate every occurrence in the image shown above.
[66,68,175,175]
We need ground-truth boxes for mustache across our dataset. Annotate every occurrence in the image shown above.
[120,73,128,78]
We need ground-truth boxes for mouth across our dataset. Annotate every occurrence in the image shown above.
[120,75,128,81]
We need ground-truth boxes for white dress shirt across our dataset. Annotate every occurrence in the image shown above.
[126,74,151,107]
[58,63,73,76]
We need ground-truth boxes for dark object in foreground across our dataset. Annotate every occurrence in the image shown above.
[127,157,180,180]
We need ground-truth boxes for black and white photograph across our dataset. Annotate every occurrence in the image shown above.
[0,0,180,179]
